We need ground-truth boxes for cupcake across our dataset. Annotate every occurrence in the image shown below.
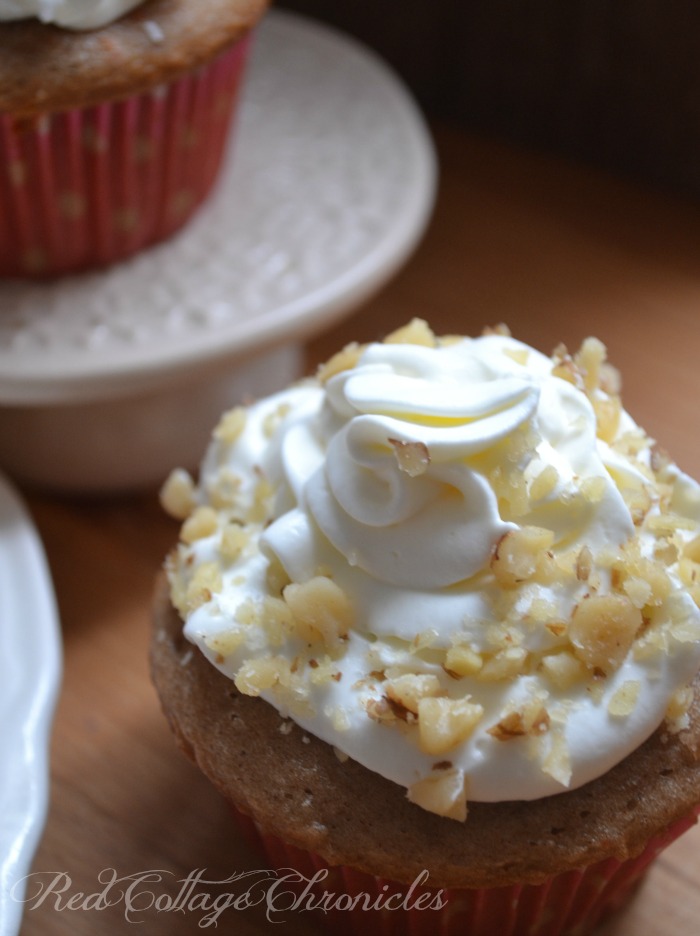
[151,320,700,936]
[0,0,268,278]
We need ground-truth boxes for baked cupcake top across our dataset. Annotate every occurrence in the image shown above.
[0,0,268,117]
[163,320,700,822]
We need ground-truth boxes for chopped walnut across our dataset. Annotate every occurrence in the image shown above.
[365,697,398,725]
[219,523,249,562]
[490,526,555,588]
[235,655,290,696]
[445,645,483,677]
[666,686,694,732]
[407,767,469,821]
[540,651,587,689]
[574,336,607,393]
[530,464,559,502]
[592,395,621,443]
[204,629,245,658]
[160,468,196,520]
[608,680,640,717]
[580,476,607,503]
[384,318,436,347]
[576,546,593,582]
[621,484,652,526]
[502,346,529,366]
[214,406,246,444]
[482,323,511,337]
[389,438,431,477]
[385,674,443,714]
[248,476,274,523]
[487,702,550,741]
[262,403,292,438]
[569,594,641,673]
[478,646,528,681]
[417,697,484,755]
[283,576,353,645]
[551,355,585,390]
[185,562,222,612]
[317,342,363,383]
[180,506,218,544]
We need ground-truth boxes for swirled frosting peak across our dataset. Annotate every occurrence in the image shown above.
[164,320,700,821]
[0,0,145,29]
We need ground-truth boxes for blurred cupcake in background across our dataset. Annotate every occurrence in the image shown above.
[0,0,268,278]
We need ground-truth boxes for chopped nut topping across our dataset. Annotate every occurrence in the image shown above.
[490,527,555,588]
[180,506,218,544]
[384,318,436,347]
[574,336,607,393]
[365,697,398,725]
[235,656,289,696]
[317,343,363,383]
[445,645,483,677]
[540,651,587,689]
[621,484,652,526]
[503,346,529,366]
[204,629,245,657]
[650,444,671,475]
[478,646,528,681]
[530,464,559,501]
[417,697,484,755]
[283,576,353,645]
[205,468,242,510]
[160,468,196,520]
[219,523,249,561]
[542,716,572,786]
[185,562,222,612]
[407,767,469,821]
[214,406,246,444]
[487,703,550,741]
[569,594,642,673]
[482,323,511,337]
[608,680,640,717]
[385,674,443,714]
[248,476,274,523]
[666,685,694,731]
[579,476,607,503]
[576,546,593,582]
[592,395,621,443]
[389,438,431,477]
[552,355,584,390]
[262,403,292,438]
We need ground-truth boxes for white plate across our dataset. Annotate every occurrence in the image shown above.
[0,475,61,936]
[0,10,436,405]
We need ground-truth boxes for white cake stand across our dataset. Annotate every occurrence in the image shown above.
[0,11,436,491]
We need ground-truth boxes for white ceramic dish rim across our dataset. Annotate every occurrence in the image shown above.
[0,473,62,936]
[0,11,437,404]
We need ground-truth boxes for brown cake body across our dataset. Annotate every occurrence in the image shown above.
[0,0,268,117]
[151,575,700,890]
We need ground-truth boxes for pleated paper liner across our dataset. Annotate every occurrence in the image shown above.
[0,35,250,278]
[230,802,699,936]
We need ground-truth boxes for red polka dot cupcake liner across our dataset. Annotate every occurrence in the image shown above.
[230,803,699,936]
[0,35,251,279]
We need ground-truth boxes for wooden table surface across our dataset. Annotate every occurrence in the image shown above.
[16,126,700,936]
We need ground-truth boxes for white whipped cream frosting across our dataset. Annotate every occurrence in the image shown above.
[0,0,144,29]
[172,330,700,810]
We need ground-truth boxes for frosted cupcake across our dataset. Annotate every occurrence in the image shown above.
[0,0,268,277]
[152,320,700,936]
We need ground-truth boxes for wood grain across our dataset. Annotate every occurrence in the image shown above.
[17,125,700,935]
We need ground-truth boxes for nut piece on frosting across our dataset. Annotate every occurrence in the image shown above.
[407,767,469,822]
